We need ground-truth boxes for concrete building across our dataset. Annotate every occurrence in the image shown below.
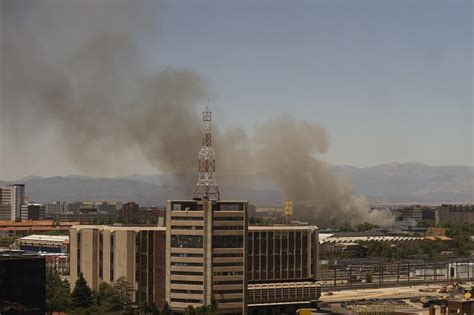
[438,204,474,224]
[20,203,46,221]
[70,225,166,308]
[0,184,26,221]
[166,199,248,314]
[247,225,320,314]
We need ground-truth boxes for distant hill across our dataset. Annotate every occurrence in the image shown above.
[332,163,473,202]
[0,176,282,206]
[1,163,472,205]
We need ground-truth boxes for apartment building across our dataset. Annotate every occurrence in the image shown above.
[70,225,166,308]
[247,225,320,314]
[166,199,248,314]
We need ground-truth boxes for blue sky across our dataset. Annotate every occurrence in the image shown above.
[145,0,472,167]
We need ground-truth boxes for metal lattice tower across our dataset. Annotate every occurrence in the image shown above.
[193,106,220,200]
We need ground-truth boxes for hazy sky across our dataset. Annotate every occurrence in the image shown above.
[152,1,472,167]
[0,0,472,180]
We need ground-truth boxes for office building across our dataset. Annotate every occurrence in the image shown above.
[166,199,248,314]
[438,204,474,224]
[400,206,439,224]
[0,204,11,221]
[20,203,46,221]
[45,201,68,216]
[70,225,166,308]
[247,225,320,314]
[119,202,140,223]
[0,255,45,314]
[0,184,26,221]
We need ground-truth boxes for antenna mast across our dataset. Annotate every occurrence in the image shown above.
[194,106,220,200]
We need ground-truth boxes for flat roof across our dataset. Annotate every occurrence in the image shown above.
[249,225,318,231]
[18,234,69,243]
[72,225,166,232]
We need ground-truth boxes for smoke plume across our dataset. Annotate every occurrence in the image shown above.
[253,116,394,227]
[0,1,393,227]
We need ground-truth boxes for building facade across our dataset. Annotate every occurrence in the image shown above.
[246,225,320,313]
[20,203,46,221]
[166,199,248,314]
[438,204,474,224]
[119,202,140,223]
[0,184,26,221]
[70,225,166,308]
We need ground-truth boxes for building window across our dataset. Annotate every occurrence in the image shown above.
[171,235,203,248]
[110,233,114,281]
[77,232,81,275]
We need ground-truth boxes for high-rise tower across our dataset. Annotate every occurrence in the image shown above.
[193,106,220,200]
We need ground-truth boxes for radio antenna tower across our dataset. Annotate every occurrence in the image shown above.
[193,106,220,200]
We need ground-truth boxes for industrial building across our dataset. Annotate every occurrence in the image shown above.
[166,199,248,314]
[69,225,167,308]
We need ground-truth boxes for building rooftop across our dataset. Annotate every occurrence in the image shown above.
[72,224,166,232]
[249,225,318,231]
[18,234,69,243]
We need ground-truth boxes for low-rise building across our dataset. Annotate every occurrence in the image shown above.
[0,220,77,237]
[13,234,69,254]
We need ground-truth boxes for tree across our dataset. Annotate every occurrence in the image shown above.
[71,272,94,308]
[161,302,172,315]
[365,272,373,283]
[45,268,71,313]
[185,305,196,315]
[140,302,161,315]
[110,276,134,311]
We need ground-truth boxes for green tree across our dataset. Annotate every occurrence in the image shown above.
[140,302,161,315]
[45,268,71,312]
[110,276,134,311]
[161,302,172,315]
[71,272,94,309]
[185,305,197,315]
[365,272,373,283]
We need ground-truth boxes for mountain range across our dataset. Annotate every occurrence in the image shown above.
[1,163,472,206]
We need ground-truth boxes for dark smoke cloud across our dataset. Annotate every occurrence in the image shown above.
[0,0,393,226]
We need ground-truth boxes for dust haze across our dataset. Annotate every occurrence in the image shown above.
[0,0,393,227]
